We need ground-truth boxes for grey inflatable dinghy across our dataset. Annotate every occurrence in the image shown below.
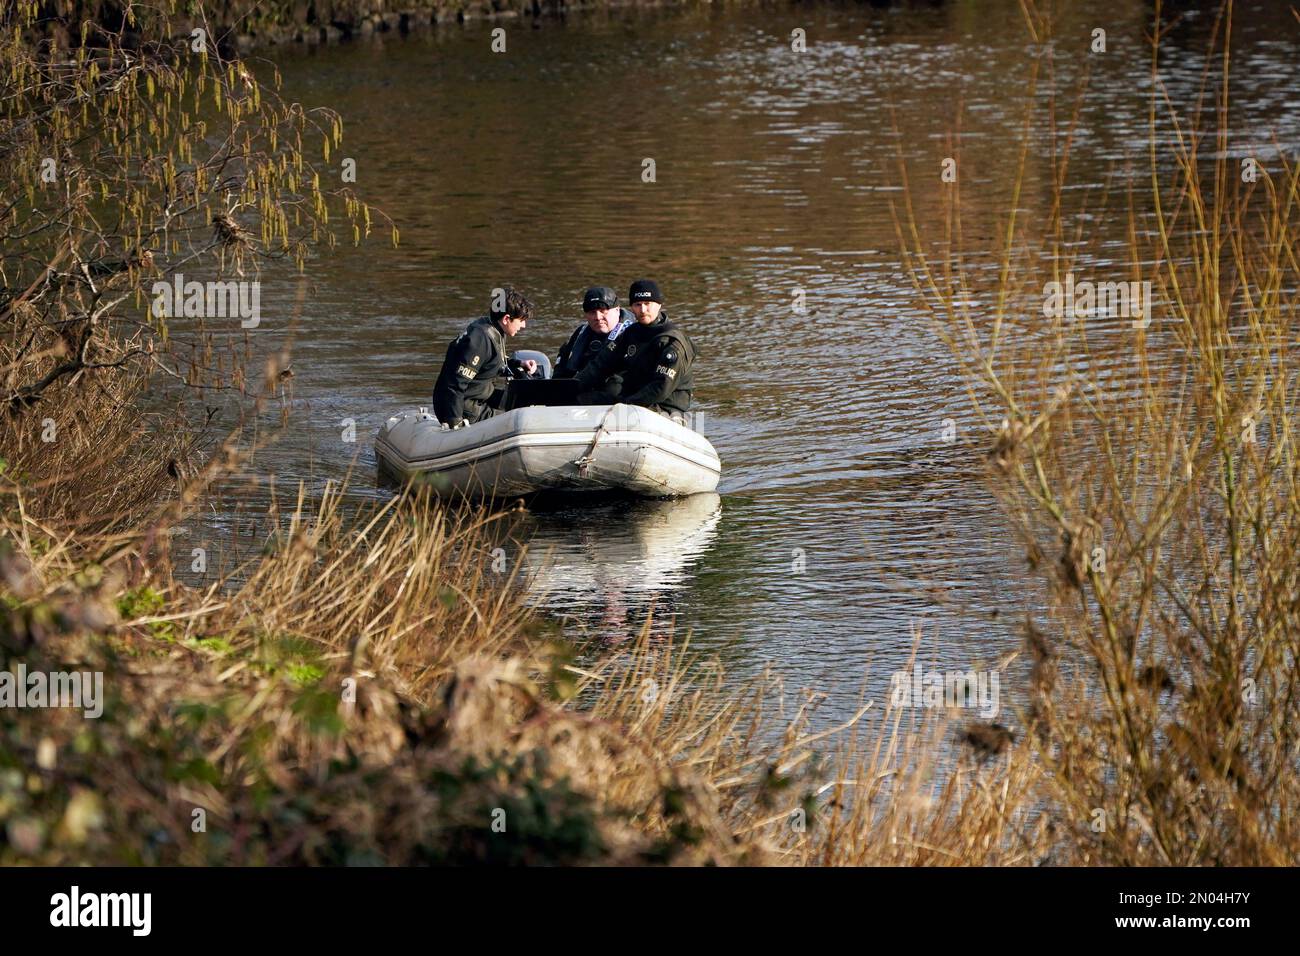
[375,402,721,498]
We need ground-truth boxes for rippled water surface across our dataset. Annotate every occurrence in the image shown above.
[205,1,1300,723]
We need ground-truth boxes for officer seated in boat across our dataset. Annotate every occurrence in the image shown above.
[432,287,536,428]
[573,279,696,423]
[554,286,634,394]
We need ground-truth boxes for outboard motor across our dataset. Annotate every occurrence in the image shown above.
[509,349,552,380]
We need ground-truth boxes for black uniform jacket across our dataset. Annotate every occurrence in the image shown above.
[554,309,633,400]
[573,313,696,416]
[432,315,506,424]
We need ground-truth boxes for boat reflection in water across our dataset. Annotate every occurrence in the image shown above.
[517,492,722,643]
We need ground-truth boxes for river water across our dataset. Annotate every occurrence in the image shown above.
[202,0,1299,725]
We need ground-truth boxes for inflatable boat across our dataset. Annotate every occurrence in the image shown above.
[375,401,721,499]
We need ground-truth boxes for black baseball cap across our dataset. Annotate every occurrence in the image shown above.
[629,279,663,304]
[582,286,618,312]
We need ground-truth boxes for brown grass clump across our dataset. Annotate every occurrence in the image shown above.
[1,473,1048,865]
[898,0,1300,865]
[0,314,195,535]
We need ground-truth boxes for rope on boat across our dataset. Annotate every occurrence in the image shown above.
[573,406,620,478]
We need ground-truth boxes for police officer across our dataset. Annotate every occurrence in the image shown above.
[574,279,695,421]
[554,286,634,391]
[432,288,536,427]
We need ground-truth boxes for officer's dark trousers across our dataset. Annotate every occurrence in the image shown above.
[433,386,506,427]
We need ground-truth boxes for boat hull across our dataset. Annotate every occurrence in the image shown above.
[374,404,721,498]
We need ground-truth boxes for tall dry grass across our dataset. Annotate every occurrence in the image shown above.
[3,466,1041,864]
[0,306,194,534]
[898,0,1300,864]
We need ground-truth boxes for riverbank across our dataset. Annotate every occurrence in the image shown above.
[1,466,1041,864]
[37,0,748,53]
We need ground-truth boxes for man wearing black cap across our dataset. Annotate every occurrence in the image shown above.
[573,279,696,422]
[554,286,634,389]
[432,287,536,427]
